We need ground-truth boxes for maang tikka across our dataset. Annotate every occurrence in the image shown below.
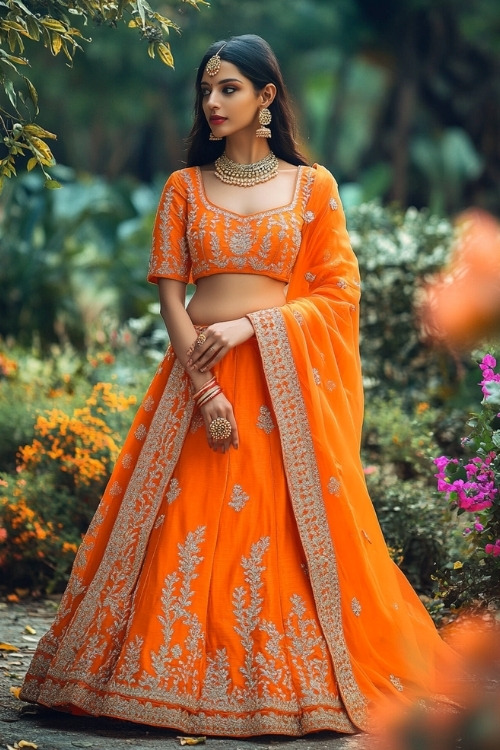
[205,42,227,77]
[256,107,272,138]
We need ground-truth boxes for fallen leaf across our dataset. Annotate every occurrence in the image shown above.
[0,643,20,652]
[18,742,39,749]
[177,737,206,746]
[21,635,39,643]
[9,686,22,699]
[24,625,37,635]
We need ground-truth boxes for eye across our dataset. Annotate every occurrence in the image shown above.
[222,86,237,95]
[201,89,210,97]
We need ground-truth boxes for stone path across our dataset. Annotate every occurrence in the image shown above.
[0,600,366,750]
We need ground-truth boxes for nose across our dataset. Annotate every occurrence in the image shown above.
[206,90,220,109]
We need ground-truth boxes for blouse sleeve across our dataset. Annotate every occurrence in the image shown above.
[147,171,191,285]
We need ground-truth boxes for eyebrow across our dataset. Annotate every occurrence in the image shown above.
[200,78,243,87]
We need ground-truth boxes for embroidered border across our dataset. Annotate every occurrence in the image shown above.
[248,307,368,730]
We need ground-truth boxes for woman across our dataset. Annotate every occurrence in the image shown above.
[21,35,456,736]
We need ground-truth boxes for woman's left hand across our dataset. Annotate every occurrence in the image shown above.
[187,317,254,373]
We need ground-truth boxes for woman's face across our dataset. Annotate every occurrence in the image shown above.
[200,60,263,139]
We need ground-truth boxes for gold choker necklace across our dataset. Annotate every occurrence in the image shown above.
[214,151,279,187]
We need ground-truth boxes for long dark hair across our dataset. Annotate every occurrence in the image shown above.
[186,35,308,167]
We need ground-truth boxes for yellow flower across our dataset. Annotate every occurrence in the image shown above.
[453,561,463,569]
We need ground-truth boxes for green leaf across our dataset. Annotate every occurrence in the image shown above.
[4,77,17,107]
[44,179,62,189]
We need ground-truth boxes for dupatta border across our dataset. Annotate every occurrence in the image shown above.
[248,307,368,731]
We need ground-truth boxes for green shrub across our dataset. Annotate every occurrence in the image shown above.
[347,201,464,400]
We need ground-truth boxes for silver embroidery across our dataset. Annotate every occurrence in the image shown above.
[121,453,133,469]
[154,514,165,529]
[337,279,348,289]
[312,368,321,385]
[304,210,315,223]
[166,477,181,505]
[328,477,341,495]
[189,412,204,433]
[351,598,361,617]
[229,484,250,512]
[257,405,275,434]
[134,424,147,440]
[304,272,316,282]
[109,481,122,496]
[390,674,404,692]
[143,395,155,412]
[293,310,304,325]
[326,380,336,391]
[330,198,338,210]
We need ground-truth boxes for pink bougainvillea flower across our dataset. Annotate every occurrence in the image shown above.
[485,540,500,557]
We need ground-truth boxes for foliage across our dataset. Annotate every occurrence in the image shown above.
[0,374,137,592]
[433,353,500,613]
[361,396,461,594]
[347,200,465,400]
[0,0,207,189]
[0,168,163,349]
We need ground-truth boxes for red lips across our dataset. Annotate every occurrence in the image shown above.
[210,117,226,125]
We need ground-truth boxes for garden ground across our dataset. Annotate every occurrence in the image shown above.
[0,599,364,750]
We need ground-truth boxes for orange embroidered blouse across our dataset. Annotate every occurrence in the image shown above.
[148,165,317,285]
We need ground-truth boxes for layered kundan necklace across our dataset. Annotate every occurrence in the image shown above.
[214,151,279,187]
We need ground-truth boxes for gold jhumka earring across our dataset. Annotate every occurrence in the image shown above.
[256,107,272,138]
[209,131,222,141]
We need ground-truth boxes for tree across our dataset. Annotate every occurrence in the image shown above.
[0,0,207,190]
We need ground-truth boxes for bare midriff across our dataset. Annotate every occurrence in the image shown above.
[186,273,287,325]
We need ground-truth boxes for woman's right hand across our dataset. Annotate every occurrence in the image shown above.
[200,392,239,453]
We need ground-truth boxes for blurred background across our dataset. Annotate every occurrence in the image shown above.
[15,0,500,212]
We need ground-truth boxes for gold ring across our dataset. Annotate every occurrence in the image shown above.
[195,333,207,347]
[209,417,232,441]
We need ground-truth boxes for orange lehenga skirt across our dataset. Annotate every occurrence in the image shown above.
[20,308,457,736]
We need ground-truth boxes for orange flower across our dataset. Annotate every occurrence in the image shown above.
[419,210,500,349]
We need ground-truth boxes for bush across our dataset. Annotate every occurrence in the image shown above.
[347,201,466,401]
[361,395,461,594]
[0,381,137,593]
[432,353,500,615]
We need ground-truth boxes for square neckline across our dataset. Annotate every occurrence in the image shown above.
[195,165,307,219]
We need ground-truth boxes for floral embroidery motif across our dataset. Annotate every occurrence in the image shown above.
[180,169,311,285]
[304,272,316,282]
[304,210,315,223]
[390,674,404,692]
[229,484,250,512]
[190,412,204,433]
[393,602,399,610]
[134,424,147,440]
[293,310,304,325]
[330,198,338,210]
[351,598,361,617]
[121,454,132,469]
[328,477,341,495]
[166,477,181,505]
[312,368,321,385]
[326,380,336,391]
[257,405,275,434]
[109,481,122,496]
[337,279,348,289]
[154,514,165,529]
[142,395,155,412]
[148,181,191,282]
